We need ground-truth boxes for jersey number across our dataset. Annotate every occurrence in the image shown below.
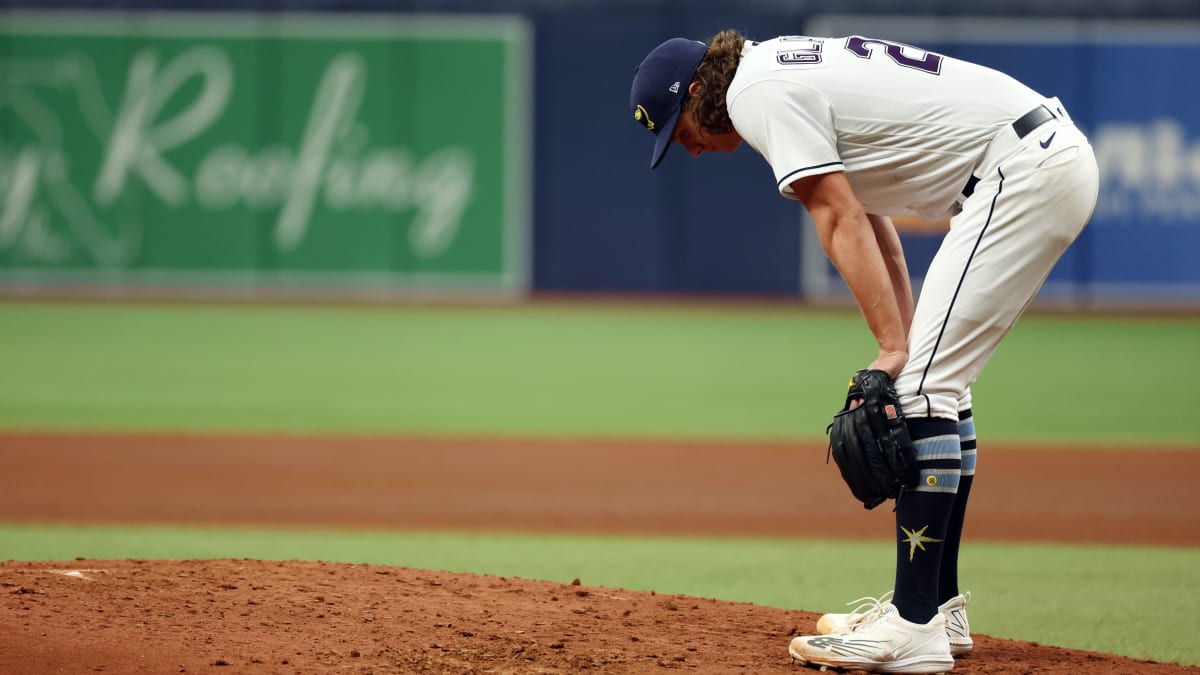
[845,36,943,75]
[775,36,824,66]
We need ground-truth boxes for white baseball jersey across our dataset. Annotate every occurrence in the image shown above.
[727,36,1047,220]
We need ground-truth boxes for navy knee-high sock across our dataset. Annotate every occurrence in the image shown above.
[938,408,977,603]
[892,417,960,624]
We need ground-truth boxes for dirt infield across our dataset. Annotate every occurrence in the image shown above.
[2,431,1199,674]
[4,559,1198,675]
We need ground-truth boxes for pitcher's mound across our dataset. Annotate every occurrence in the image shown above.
[0,559,1193,674]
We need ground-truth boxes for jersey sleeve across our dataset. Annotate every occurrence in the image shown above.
[727,78,841,200]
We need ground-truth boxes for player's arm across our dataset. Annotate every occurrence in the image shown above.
[866,213,915,338]
[791,171,908,378]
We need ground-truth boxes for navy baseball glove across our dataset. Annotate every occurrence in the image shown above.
[826,369,920,510]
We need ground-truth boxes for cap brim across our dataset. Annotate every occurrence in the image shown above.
[649,106,682,169]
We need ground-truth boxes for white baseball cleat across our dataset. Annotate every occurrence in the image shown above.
[817,591,973,657]
[938,593,973,657]
[790,603,954,673]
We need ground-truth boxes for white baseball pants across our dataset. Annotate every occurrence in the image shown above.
[895,102,1100,420]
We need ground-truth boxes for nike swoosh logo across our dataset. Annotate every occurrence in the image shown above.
[1039,132,1057,149]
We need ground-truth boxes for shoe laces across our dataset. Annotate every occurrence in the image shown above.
[843,591,894,631]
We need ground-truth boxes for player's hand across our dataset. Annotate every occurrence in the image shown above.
[847,353,907,410]
[868,350,908,382]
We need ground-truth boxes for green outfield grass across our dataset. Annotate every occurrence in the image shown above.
[1,301,1198,444]
[3,523,1198,667]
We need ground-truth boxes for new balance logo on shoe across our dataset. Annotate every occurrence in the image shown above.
[940,593,974,657]
[803,635,890,657]
[946,609,968,637]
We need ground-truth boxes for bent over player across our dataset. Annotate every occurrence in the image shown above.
[629,31,1099,673]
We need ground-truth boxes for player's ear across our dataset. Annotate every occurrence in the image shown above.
[687,81,703,96]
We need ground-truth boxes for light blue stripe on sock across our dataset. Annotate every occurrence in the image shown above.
[917,468,961,494]
[961,449,977,475]
[957,416,976,442]
[957,417,977,475]
[912,434,961,493]
[913,434,960,461]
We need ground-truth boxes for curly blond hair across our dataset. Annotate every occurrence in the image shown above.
[683,29,747,135]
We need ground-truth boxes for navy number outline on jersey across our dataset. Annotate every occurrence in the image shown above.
[775,36,825,66]
[845,36,943,75]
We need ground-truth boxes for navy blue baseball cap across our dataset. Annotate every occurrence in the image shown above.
[630,38,709,169]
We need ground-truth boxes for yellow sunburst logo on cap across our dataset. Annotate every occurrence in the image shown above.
[634,104,655,131]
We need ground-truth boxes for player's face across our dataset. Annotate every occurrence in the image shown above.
[672,109,742,158]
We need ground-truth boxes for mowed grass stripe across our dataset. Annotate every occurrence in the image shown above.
[0,301,1197,445]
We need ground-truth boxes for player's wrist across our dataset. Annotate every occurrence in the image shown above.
[869,350,908,380]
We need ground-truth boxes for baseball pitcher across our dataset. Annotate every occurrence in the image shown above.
[629,31,1099,674]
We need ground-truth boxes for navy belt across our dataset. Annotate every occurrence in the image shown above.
[961,104,1057,198]
[1011,104,1056,139]
[961,174,980,200]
